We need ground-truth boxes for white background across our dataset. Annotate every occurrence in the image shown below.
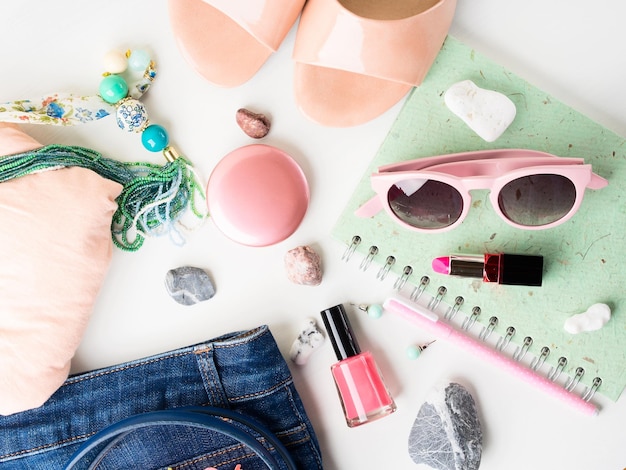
[2,1,625,468]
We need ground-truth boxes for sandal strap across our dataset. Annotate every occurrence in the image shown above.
[205,0,306,51]
[293,0,456,86]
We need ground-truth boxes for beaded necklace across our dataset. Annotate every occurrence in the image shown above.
[0,48,207,251]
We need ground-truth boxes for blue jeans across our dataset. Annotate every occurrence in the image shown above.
[0,326,323,469]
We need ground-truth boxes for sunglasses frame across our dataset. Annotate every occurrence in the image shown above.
[356,149,608,232]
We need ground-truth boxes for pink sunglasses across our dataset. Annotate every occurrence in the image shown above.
[356,149,608,232]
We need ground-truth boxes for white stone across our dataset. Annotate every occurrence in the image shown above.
[289,318,325,365]
[564,303,611,334]
[444,80,516,142]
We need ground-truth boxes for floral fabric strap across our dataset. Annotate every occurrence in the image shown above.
[0,55,156,126]
[0,94,113,126]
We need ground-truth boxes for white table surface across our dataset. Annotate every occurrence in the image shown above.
[2,1,625,468]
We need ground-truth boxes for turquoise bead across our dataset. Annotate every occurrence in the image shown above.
[406,345,423,360]
[99,74,128,104]
[128,49,151,72]
[366,304,383,319]
[142,124,169,152]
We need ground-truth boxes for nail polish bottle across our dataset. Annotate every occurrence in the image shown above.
[320,304,397,427]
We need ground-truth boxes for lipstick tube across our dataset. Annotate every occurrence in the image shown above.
[320,304,396,427]
[432,253,543,286]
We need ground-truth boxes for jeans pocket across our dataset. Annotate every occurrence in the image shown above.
[68,409,298,470]
[226,380,323,470]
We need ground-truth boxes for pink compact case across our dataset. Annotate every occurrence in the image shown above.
[206,144,309,247]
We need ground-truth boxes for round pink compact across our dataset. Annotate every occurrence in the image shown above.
[206,144,309,247]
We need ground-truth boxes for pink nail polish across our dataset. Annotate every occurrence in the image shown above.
[321,304,397,427]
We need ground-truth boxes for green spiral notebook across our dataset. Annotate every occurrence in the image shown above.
[332,36,626,402]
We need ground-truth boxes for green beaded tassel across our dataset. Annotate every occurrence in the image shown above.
[0,144,207,251]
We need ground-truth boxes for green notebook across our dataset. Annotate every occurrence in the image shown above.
[332,36,625,402]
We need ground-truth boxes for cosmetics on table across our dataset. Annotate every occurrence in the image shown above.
[320,304,396,427]
[432,253,543,286]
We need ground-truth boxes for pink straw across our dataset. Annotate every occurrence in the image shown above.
[384,297,599,416]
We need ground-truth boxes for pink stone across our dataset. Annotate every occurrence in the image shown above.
[235,108,271,139]
[284,245,322,286]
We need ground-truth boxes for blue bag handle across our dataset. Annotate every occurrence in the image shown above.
[64,407,297,470]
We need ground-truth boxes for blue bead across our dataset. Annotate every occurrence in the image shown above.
[141,124,169,152]
[99,74,128,104]
[128,49,151,72]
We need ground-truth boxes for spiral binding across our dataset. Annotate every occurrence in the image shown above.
[427,286,447,311]
[478,316,498,342]
[444,296,464,321]
[530,346,550,371]
[496,326,515,351]
[393,266,413,290]
[341,235,603,403]
[377,256,396,281]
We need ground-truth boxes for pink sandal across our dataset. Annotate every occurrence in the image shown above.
[293,0,457,127]
[169,0,306,87]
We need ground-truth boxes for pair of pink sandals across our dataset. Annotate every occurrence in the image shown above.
[169,0,457,127]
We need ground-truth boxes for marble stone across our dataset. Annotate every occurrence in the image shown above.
[564,303,611,334]
[444,79,516,142]
[165,266,215,306]
[284,245,322,286]
[289,318,325,365]
[408,382,482,470]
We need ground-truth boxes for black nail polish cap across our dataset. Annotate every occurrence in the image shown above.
[320,304,360,361]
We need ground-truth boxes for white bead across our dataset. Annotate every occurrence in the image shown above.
[103,50,128,74]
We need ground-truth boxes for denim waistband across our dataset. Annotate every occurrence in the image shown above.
[0,325,323,469]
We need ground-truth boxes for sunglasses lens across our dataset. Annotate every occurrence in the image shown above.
[498,174,576,226]
[387,179,463,229]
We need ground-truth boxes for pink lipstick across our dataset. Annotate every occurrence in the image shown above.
[432,253,543,286]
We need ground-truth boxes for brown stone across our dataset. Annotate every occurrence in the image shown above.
[235,108,271,138]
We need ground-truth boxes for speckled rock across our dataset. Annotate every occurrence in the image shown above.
[165,266,215,306]
[408,382,482,470]
[284,245,322,286]
[289,318,325,365]
[236,108,271,138]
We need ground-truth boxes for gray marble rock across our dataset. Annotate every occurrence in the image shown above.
[408,382,482,470]
[165,266,215,306]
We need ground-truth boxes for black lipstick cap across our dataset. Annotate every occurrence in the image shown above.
[320,304,361,361]
[501,254,543,286]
